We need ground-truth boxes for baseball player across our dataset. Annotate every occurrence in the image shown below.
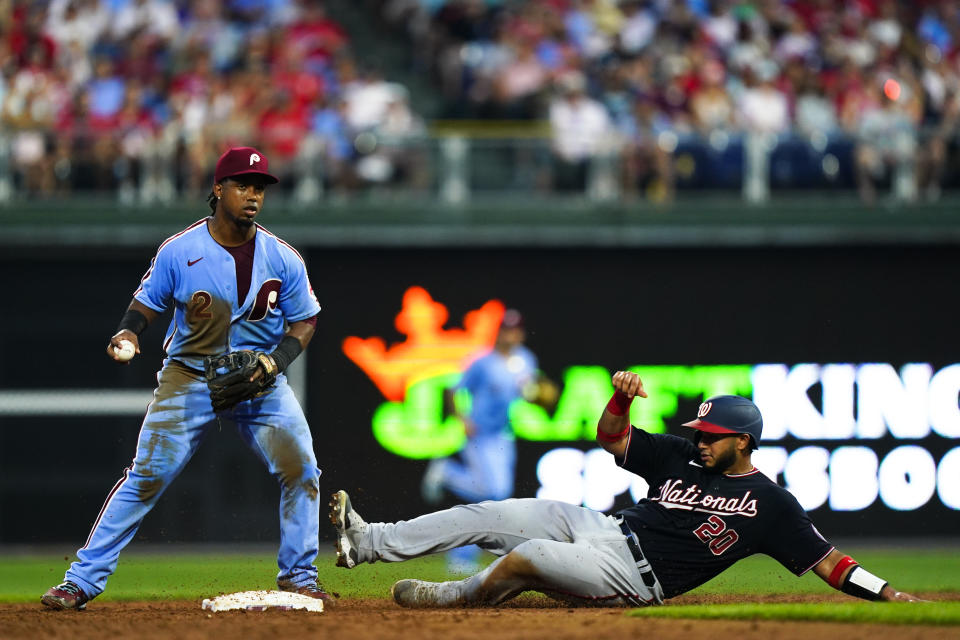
[329,370,922,607]
[41,147,330,610]
[422,309,537,506]
[421,309,541,571]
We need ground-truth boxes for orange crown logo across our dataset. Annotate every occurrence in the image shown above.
[342,286,505,401]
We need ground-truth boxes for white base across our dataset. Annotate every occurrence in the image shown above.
[201,590,325,612]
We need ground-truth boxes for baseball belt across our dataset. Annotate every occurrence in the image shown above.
[617,519,660,591]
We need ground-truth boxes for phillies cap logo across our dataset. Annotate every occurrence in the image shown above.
[697,402,712,418]
[250,153,261,166]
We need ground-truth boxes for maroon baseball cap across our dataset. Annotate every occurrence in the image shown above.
[213,147,279,185]
[500,308,524,329]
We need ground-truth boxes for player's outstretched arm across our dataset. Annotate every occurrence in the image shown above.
[596,371,647,457]
[813,549,925,602]
[107,300,158,363]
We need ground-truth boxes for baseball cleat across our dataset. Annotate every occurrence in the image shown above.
[40,581,89,610]
[391,579,452,608]
[276,579,335,604]
[329,490,366,569]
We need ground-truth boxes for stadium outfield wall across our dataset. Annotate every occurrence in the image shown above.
[5,194,960,249]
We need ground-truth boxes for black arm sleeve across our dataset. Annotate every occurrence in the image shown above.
[116,309,149,336]
[269,335,303,373]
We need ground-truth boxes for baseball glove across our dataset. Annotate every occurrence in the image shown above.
[204,351,279,412]
[522,375,560,410]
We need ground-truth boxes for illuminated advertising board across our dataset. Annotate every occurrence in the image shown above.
[343,286,959,525]
[8,244,958,543]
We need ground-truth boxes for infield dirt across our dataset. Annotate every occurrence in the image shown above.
[3,594,958,640]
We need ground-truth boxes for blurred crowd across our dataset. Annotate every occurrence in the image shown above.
[0,0,426,201]
[3,1,960,204]
[378,0,960,202]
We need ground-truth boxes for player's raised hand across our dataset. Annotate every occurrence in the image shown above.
[612,371,647,399]
[107,331,141,364]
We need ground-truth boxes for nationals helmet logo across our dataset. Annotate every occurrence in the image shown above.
[250,153,261,166]
[697,402,713,418]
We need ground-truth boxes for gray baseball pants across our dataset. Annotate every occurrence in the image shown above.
[353,498,663,607]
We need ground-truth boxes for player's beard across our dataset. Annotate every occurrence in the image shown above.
[705,446,738,474]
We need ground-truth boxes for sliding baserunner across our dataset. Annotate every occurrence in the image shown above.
[329,370,921,607]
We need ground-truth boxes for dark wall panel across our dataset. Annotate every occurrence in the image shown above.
[2,245,957,544]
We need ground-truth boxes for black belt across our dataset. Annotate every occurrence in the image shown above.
[618,519,659,590]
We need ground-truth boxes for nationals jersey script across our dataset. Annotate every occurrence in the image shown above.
[616,429,834,599]
[134,219,321,370]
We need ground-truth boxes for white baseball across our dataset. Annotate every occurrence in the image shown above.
[114,339,136,362]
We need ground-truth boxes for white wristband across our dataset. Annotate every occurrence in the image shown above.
[849,566,886,594]
[842,566,888,600]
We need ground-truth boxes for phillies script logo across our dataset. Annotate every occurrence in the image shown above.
[653,479,759,517]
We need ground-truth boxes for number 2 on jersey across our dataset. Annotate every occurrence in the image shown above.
[693,515,739,556]
[189,291,213,322]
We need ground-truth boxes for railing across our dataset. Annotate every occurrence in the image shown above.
[0,124,942,207]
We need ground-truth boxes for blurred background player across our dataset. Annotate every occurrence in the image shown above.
[421,308,554,572]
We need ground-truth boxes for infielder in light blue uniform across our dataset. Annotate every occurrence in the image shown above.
[41,147,330,610]
[423,310,537,506]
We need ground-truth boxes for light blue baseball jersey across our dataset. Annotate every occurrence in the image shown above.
[456,345,537,437]
[134,219,320,369]
[63,217,324,599]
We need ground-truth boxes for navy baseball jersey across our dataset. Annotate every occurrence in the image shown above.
[134,219,320,368]
[616,428,834,599]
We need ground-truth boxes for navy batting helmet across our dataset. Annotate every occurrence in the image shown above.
[682,395,763,450]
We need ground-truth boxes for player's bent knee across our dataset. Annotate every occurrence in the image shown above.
[275,461,320,490]
[127,471,172,502]
[499,543,546,579]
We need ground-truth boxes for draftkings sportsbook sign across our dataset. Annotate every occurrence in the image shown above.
[342,288,959,517]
